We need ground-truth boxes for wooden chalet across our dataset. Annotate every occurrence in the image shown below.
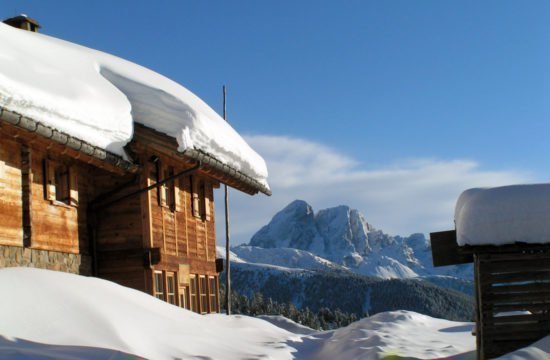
[0,16,270,315]
[431,230,550,359]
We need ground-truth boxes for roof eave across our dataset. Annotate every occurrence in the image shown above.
[0,106,137,173]
[181,148,272,196]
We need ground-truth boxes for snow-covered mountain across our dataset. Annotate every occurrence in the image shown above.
[245,200,472,280]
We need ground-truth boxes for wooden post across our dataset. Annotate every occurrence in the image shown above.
[223,85,231,315]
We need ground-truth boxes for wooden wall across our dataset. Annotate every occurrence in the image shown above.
[145,155,218,277]
[475,247,550,359]
[94,171,146,291]
[0,136,23,245]
[0,122,222,309]
[0,133,92,253]
[30,151,83,253]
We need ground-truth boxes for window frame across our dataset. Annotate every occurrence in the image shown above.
[153,270,165,301]
[189,275,198,312]
[179,286,189,310]
[166,272,177,305]
[43,158,78,207]
[199,275,208,314]
[208,276,218,313]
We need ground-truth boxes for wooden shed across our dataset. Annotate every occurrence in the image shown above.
[0,17,270,315]
[431,230,550,359]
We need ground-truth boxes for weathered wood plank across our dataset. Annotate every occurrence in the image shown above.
[430,230,473,266]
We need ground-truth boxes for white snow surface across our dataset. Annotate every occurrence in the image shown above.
[0,23,269,188]
[0,267,485,360]
[232,245,347,272]
[455,183,550,246]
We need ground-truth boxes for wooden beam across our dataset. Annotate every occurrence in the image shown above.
[430,230,473,266]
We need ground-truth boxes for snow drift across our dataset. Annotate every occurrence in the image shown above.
[0,267,546,359]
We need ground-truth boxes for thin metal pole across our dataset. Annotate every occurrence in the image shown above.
[223,85,231,315]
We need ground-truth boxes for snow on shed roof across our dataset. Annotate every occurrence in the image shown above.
[455,183,550,246]
[0,22,269,193]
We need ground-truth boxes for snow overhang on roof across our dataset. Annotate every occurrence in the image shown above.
[0,22,270,195]
[0,106,136,172]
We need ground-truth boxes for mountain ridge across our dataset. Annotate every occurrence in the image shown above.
[245,200,471,280]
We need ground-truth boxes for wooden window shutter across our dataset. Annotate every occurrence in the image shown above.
[191,176,200,218]
[160,177,168,208]
[156,160,166,207]
[166,166,176,210]
[175,176,183,212]
[204,182,211,221]
[43,158,56,201]
[69,166,78,206]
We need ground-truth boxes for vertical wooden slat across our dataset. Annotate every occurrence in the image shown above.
[141,161,154,249]
[474,254,484,360]
[21,145,32,247]
[183,177,189,256]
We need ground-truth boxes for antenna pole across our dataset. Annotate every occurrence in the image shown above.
[223,85,231,315]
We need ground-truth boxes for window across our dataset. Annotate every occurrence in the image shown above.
[189,275,198,312]
[191,176,210,221]
[199,275,208,314]
[154,271,164,300]
[54,163,70,202]
[166,272,176,305]
[208,276,218,313]
[43,159,77,206]
[154,160,177,210]
[179,286,189,309]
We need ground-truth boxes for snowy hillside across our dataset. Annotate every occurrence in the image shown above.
[227,260,475,321]
[248,200,472,280]
[231,246,347,272]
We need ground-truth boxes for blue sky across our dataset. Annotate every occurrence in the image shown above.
[3,1,549,243]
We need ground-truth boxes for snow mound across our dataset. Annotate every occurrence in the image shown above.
[2,267,543,359]
[495,335,550,360]
[257,315,317,335]
[0,23,268,188]
[0,267,297,360]
[455,184,550,245]
[313,310,475,360]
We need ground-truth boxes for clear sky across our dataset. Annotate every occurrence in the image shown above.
[3,1,549,243]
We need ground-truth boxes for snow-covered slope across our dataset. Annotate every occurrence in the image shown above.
[0,22,269,188]
[232,245,347,272]
[0,267,478,359]
[0,267,298,360]
[310,311,475,360]
[248,200,472,280]
[1,267,545,359]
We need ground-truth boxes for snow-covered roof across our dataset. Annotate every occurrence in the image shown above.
[455,183,550,246]
[0,22,270,194]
